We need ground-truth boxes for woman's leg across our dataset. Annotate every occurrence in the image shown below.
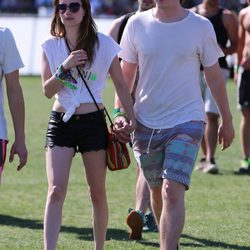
[82,150,108,250]
[44,146,74,250]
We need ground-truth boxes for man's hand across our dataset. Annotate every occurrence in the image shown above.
[218,121,234,151]
[113,116,136,143]
[9,140,28,171]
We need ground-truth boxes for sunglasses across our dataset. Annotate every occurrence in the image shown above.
[57,2,82,14]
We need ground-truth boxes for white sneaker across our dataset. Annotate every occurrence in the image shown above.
[203,163,218,174]
[195,158,207,171]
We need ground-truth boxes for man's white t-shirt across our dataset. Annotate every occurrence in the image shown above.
[0,28,24,140]
[119,9,224,129]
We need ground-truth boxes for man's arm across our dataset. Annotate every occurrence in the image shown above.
[112,60,137,142]
[222,9,238,55]
[110,57,136,128]
[237,8,247,67]
[114,59,138,109]
[5,70,27,170]
[108,16,125,42]
[204,63,234,150]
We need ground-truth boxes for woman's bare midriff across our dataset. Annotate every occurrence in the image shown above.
[52,100,104,114]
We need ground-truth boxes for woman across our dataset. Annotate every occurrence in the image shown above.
[41,1,136,249]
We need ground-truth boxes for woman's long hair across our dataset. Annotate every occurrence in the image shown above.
[50,0,99,65]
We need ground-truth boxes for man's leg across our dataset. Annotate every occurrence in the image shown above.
[237,108,250,174]
[135,164,151,213]
[160,121,204,250]
[205,112,219,160]
[202,68,229,174]
[237,68,250,173]
[126,164,150,240]
[203,112,219,173]
[160,180,185,250]
[127,163,159,239]
[149,186,162,225]
[240,109,250,158]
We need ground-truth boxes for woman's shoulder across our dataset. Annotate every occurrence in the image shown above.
[97,32,118,46]
[42,35,64,47]
[97,32,111,41]
[96,32,120,55]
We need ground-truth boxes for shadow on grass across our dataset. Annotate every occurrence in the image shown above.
[1,215,249,249]
[181,234,250,249]
[0,214,128,241]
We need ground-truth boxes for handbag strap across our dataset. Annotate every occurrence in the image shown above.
[65,39,113,127]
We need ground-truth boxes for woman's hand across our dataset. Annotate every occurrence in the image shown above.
[113,116,136,143]
[62,50,88,69]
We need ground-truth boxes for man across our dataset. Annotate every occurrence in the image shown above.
[235,0,250,174]
[109,0,157,240]
[0,27,28,182]
[114,0,234,249]
[193,0,238,174]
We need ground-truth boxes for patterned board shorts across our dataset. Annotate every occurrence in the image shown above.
[132,120,205,190]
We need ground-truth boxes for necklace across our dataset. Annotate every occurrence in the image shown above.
[66,38,76,50]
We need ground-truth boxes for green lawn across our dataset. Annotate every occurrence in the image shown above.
[0,76,249,250]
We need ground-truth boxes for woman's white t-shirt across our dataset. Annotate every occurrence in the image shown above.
[42,33,120,122]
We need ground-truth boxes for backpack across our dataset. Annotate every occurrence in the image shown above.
[117,12,135,44]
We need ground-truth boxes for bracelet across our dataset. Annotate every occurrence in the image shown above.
[113,111,126,119]
[60,64,69,73]
[113,108,120,117]
[55,64,77,90]
[234,64,239,73]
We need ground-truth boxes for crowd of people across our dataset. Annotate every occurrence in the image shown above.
[0,0,248,15]
[0,0,137,16]
[1,0,250,250]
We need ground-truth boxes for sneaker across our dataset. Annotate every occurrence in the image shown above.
[236,158,250,175]
[177,242,181,250]
[195,157,207,171]
[203,158,218,174]
[126,209,144,240]
[143,212,158,232]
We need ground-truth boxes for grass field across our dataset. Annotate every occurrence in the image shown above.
[0,76,249,250]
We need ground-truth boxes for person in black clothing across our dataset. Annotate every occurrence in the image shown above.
[235,1,250,174]
[193,0,238,174]
[109,0,157,240]
[182,0,201,8]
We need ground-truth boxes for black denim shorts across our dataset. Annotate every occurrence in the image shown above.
[45,110,108,153]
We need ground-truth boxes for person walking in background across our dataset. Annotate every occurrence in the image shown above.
[193,0,238,174]
[114,0,234,249]
[109,0,157,240]
[0,27,28,183]
[41,1,136,249]
[181,0,201,9]
[235,0,250,175]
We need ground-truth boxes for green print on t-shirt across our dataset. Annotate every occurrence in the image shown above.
[81,70,97,82]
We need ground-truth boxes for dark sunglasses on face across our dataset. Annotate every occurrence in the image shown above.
[56,2,82,14]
